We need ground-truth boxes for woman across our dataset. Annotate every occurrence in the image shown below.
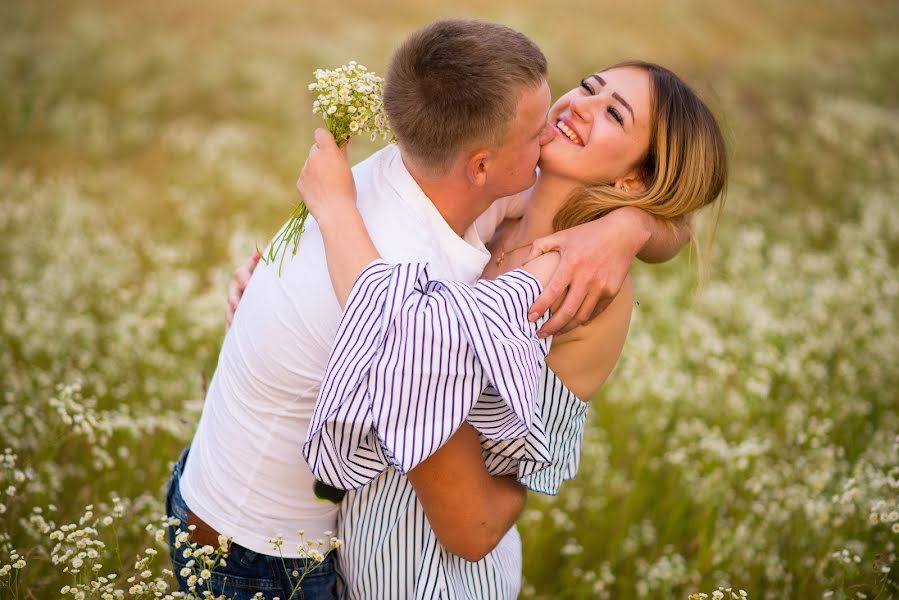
[293,60,727,599]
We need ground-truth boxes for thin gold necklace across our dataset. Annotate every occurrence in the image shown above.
[494,221,535,267]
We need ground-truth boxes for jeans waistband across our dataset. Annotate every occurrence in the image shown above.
[172,445,190,481]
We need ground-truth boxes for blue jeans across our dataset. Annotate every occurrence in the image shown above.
[165,447,340,600]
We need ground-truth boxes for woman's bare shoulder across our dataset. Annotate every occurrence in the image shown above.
[520,251,561,288]
[545,275,635,400]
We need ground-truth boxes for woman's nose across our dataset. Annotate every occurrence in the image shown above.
[568,95,593,121]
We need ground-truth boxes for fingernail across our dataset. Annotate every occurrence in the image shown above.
[528,312,539,322]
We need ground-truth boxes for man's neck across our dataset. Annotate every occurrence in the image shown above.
[403,155,492,237]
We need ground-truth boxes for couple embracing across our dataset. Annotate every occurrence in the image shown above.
[166,18,727,600]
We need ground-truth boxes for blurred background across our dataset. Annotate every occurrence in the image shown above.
[1,0,897,598]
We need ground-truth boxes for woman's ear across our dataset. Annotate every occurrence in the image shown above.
[614,172,647,195]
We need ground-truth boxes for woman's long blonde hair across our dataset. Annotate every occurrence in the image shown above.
[552,61,728,268]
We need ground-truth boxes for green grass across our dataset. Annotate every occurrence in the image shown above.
[1,0,897,598]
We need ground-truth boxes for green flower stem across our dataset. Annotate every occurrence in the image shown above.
[259,125,348,275]
[325,117,352,147]
[259,201,309,276]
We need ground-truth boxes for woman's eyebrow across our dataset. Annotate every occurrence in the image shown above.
[612,92,635,122]
[587,74,606,88]
[589,73,636,123]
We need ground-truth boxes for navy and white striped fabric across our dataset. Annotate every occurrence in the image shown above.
[479,371,588,495]
[304,260,552,489]
[305,259,590,598]
[340,467,523,600]
[338,367,588,599]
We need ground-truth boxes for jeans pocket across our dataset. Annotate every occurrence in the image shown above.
[293,570,338,600]
[287,556,339,600]
[171,554,279,600]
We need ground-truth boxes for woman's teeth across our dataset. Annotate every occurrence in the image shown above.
[556,120,583,145]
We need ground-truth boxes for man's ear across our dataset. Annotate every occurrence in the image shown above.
[613,172,647,195]
[464,149,491,188]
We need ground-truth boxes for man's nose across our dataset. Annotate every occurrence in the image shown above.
[538,122,555,145]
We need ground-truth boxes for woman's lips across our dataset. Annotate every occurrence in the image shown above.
[556,117,584,146]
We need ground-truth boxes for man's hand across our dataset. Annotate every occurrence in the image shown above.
[525,209,651,337]
[225,250,261,331]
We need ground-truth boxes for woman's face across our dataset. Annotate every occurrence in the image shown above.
[539,67,653,188]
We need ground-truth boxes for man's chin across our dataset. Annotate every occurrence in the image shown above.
[520,169,539,192]
[492,170,539,200]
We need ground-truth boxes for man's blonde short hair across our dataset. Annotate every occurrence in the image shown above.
[384,19,547,171]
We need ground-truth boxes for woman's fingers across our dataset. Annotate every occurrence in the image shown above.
[297,129,357,220]
[313,127,338,150]
[225,250,261,331]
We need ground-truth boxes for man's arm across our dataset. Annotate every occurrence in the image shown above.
[407,423,526,563]
[633,211,693,264]
[226,208,690,334]
[525,206,692,336]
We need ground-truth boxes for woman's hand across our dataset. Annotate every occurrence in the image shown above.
[225,130,368,329]
[225,250,261,331]
[296,128,381,307]
[296,128,358,226]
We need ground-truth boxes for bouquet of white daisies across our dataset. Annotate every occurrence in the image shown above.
[262,61,394,272]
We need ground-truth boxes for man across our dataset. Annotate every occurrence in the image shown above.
[174,18,686,600]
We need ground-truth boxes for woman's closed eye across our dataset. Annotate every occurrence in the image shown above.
[581,79,624,127]
[608,106,624,126]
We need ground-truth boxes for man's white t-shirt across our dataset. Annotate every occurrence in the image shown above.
[180,145,525,556]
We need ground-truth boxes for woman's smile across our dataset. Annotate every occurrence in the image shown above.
[555,117,585,146]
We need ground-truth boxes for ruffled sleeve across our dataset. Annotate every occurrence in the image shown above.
[478,373,589,496]
[303,260,549,490]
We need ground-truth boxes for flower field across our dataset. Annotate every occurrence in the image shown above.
[1,0,897,598]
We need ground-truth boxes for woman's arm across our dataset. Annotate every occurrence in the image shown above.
[297,130,561,308]
[629,209,693,264]
[295,129,381,307]
[299,129,529,558]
